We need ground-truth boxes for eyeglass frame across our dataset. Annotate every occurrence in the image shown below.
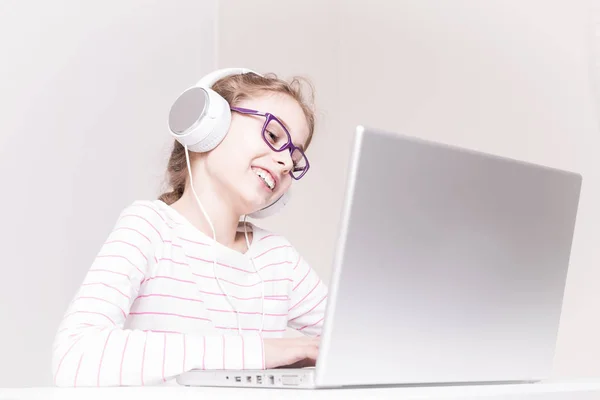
[230,106,310,180]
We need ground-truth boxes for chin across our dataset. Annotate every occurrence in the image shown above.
[239,194,274,217]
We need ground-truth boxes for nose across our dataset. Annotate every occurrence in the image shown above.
[273,149,293,175]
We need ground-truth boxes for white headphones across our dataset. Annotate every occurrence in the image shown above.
[167,67,291,219]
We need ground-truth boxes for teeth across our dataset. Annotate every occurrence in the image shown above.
[253,168,275,190]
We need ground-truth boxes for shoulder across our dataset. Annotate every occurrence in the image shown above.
[249,223,303,264]
[249,223,292,247]
[113,200,182,240]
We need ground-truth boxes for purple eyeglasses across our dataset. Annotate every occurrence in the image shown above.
[230,106,310,180]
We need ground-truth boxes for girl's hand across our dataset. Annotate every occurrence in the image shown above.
[263,337,320,369]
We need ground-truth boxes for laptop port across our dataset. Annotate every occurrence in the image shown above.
[256,375,262,384]
[268,375,275,385]
[234,376,241,383]
[281,375,301,386]
[246,376,252,383]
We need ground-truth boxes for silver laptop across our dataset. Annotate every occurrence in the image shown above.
[176,125,582,389]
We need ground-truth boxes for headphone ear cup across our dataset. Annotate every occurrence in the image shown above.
[169,68,263,153]
[248,189,292,219]
[168,87,231,153]
[192,89,231,152]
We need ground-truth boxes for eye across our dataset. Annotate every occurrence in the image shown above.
[266,130,279,143]
[292,159,306,172]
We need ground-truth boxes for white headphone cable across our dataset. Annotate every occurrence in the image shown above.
[184,145,242,336]
[243,215,265,335]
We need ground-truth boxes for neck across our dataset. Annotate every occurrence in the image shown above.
[172,183,243,249]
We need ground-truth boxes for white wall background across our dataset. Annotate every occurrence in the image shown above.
[0,0,216,387]
[219,0,600,378]
[2,0,600,388]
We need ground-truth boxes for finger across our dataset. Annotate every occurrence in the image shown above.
[303,344,319,361]
[287,345,317,366]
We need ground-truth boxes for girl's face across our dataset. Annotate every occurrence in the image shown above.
[199,92,310,216]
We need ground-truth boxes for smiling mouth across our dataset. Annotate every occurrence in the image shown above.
[252,167,276,191]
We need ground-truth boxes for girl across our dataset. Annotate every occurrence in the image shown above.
[52,69,328,387]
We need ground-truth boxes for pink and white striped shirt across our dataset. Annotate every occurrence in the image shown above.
[51,200,328,387]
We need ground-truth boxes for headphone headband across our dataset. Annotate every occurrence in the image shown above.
[197,68,261,89]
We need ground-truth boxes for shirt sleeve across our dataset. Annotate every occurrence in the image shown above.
[52,202,264,387]
[286,248,328,337]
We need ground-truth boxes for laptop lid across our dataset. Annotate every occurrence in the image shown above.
[315,126,582,388]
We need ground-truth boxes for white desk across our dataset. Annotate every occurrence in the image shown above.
[2,380,600,400]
